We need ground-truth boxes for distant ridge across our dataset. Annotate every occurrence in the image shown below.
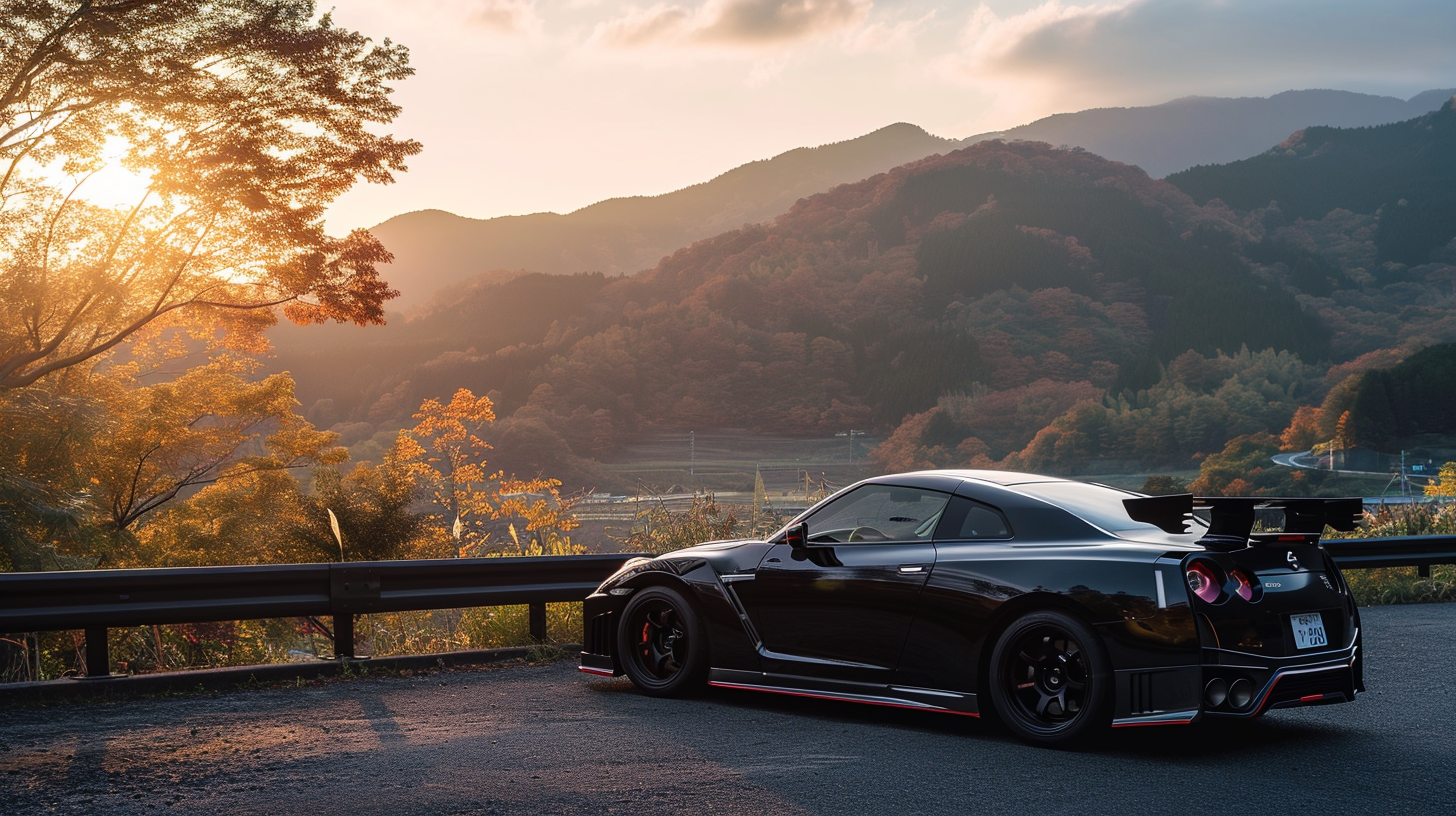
[368,123,956,309]
[362,88,1453,310]
[1168,97,1456,265]
[964,89,1455,179]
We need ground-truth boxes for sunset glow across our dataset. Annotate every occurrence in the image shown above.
[59,136,154,210]
[321,0,1456,232]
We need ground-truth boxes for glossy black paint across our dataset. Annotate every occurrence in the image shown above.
[580,470,1362,731]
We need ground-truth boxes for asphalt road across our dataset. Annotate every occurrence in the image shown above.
[3,603,1454,816]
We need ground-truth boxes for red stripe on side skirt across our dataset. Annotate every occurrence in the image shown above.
[707,681,980,718]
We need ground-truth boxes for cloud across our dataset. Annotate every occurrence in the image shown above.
[700,0,869,44]
[465,0,544,35]
[590,4,695,47]
[590,0,871,50]
[842,8,937,55]
[950,0,1456,99]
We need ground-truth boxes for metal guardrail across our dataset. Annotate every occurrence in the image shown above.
[1324,535,1456,574]
[2,537,1451,682]
[0,553,641,679]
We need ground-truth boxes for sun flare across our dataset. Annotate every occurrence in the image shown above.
[57,136,155,209]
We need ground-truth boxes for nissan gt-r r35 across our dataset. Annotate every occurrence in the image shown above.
[579,470,1363,746]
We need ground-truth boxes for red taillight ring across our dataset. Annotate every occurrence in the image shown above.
[1231,570,1255,601]
[1187,562,1223,603]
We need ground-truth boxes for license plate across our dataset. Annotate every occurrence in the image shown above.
[1291,613,1328,650]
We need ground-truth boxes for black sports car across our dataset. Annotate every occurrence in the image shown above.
[579,470,1364,745]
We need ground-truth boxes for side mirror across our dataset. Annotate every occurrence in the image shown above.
[784,522,809,551]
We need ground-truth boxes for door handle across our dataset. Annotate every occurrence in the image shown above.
[898,565,925,574]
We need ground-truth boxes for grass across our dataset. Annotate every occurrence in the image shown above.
[1328,501,1456,606]
[1344,565,1456,606]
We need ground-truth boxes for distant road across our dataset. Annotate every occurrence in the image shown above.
[4,604,1455,815]
[1271,451,1321,469]
[1271,450,1426,481]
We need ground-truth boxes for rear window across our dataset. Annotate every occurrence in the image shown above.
[1014,481,1206,544]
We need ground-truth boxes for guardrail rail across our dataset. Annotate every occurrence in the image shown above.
[0,553,641,679]
[2,536,1453,682]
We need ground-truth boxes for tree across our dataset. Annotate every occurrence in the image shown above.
[290,456,424,563]
[1279,405,1323,452]
[0,1,420,390]
[0,384,93,569]
[1424,463,1456,498]
[394,388,579,557]
[85,357,346,533]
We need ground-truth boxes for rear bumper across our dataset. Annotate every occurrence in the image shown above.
[1200,631,1361,718]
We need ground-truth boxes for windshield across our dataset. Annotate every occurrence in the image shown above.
[1014,481,1207,545]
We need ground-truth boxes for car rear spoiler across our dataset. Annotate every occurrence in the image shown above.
[1123,495,1363,552]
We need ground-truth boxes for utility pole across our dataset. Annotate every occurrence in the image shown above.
[690,431,695,477]
[835,429,865,463]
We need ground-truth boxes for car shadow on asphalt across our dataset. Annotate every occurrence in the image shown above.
[585,676,1361,756]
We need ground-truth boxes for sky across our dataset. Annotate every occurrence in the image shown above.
[320,0,1456,233]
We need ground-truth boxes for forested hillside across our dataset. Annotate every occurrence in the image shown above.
[1330,344,1456,448]
[1169,97,1456,265]
[368,123,957,309]
[362,89,1454,311]
[278,140,1347,487]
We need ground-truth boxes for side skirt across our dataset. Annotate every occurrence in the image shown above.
[707,668,979,717]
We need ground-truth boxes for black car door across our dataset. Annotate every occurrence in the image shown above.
[745,484,951,684]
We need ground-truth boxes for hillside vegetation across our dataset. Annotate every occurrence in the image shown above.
[368,124,957,309]
[280,141,1344,487]
[1169,97,1456,265]
[364,89,1454,311]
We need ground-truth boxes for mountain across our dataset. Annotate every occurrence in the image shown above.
[1167,98,1456,265]
[965,89,1455,179]
[368,123,958,310]
[278,140,1337,485]
[362,89,1454,310]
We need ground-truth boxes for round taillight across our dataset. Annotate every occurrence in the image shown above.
[1187,562,1222,603]
[1231,570,1255,601]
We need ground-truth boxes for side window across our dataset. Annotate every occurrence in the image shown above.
[934,495,1013,540]
[803,485,951,544]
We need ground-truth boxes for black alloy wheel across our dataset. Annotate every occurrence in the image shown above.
[988,609,1112,746]
[616,586,707,696]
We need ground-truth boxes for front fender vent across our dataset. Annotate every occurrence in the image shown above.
[587,612,615,658]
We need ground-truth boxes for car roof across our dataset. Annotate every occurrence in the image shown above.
[900,469,1076,487]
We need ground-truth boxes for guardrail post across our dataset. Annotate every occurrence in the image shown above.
[334,614,356,659]
[529,602,547,642]
[1419,564,1431,578]
[84,626,110,678]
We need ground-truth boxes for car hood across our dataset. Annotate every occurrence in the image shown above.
[657,538,775,573]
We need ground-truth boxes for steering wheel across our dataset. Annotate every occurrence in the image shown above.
[846,526,889,542]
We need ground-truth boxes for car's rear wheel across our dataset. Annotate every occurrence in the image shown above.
[616,586,707,696]
[988,609,1112,746]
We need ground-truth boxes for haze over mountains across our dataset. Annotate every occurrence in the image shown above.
[368,88,1454,310]
[370,123,958,310]
[966,89,1456,180]
[1169,97,1456,266]
[272,87,1456,490]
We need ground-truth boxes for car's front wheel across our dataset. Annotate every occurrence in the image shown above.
[616,586,708,696]
[988,609,1112,746]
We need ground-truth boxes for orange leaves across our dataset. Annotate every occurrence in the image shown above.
[394,388,577,556]
[85,359,346,531]
[0,2,419,390]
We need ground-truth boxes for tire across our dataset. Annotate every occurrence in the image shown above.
[988,609,1113,747]
[616,586,708,697]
